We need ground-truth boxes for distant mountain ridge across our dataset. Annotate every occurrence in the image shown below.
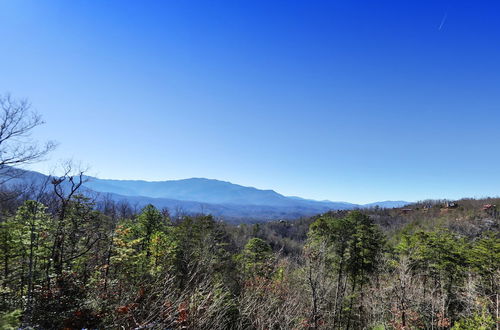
[82,177,294,206]
[1,168,410,221]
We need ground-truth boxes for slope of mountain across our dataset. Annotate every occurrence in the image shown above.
[0,167,410,221]
[83,176,367,210]
[361,200,411,208]
[83,177,293,206]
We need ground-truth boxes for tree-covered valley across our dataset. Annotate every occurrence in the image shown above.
[1,180,499,329]
[0,93,499,329]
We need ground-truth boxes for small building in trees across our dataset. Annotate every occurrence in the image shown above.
[444,201,458,209]
[482,204,497,218]
[401,208,413,214]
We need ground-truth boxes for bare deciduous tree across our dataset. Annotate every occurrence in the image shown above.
[0,94,56,177]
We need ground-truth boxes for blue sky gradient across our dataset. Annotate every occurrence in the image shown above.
[0,1,499,203]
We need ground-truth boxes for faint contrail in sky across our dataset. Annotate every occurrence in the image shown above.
[438,12,448,31]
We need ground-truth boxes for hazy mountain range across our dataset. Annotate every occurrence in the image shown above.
[1,168,409,221]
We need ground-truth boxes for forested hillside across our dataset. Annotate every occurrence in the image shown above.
[0,178,498,329]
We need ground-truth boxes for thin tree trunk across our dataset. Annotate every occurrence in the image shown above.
[332,254,344,328]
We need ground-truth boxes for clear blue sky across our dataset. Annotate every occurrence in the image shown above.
[1,1,499,204]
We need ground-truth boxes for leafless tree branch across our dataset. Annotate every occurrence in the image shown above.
[0,93,57,175]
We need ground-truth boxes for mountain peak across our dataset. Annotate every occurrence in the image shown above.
[2,167,410,220]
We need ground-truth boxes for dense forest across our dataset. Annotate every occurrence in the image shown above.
[0,96,499,329]
[0,185,499,329]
